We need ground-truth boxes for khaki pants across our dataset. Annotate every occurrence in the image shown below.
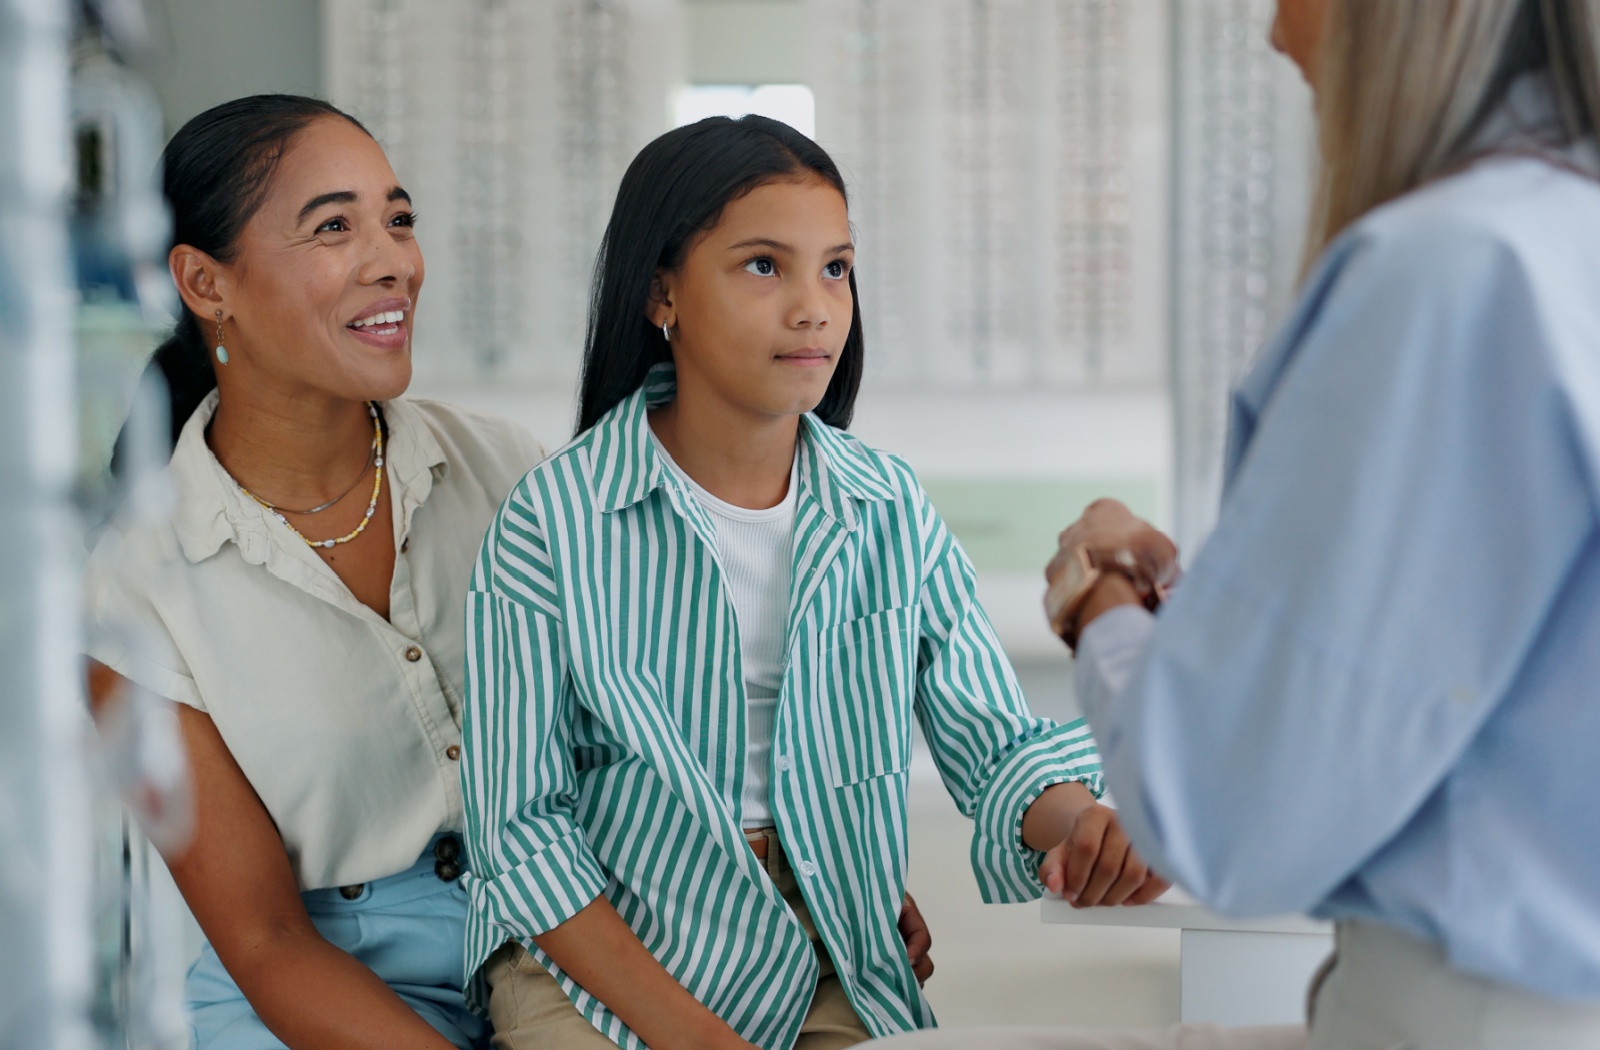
[1307,920,1600,1050]
[485,829,871,1049]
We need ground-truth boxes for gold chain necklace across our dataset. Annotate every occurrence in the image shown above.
[249,440,375,515]
[237,403,385,550]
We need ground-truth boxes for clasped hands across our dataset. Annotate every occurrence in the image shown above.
[1036,499,1182,907]
[1044,498,1180,650]
[1031,782,1172,909]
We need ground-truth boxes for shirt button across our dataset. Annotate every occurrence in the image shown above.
[446,744,461,761]
[776,755,793,774]
[404,646,422,662]
[798,860,817,878]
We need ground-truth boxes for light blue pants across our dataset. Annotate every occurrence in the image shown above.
[184,835,489,1049]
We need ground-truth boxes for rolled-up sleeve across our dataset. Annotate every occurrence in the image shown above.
[461,497,607,941]
[910,489,1105,903]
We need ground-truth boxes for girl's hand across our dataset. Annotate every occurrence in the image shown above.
[898,893,935,985]
[1037,801,1171,908]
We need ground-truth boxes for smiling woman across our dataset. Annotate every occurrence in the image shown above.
[84,95,548,1050]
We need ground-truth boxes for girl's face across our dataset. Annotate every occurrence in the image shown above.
[652,175,854,424]
[1272,0,1330,84]
[183,116,424,404]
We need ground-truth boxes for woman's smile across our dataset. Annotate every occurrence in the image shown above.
[345,296,412,351]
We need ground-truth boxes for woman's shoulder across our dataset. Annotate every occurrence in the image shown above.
[81,489,203,702]
[1342,154,1600,284]
[1249,155,1600,452]
[84,473,187,583]
[391,396,549,492]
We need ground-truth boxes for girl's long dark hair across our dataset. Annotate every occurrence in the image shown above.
[575,115,865,435]
[113,95,369,470]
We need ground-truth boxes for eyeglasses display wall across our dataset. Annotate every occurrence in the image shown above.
[810,0,1162,392]
[325,0,686,391]
[1169,0,1312,549]
[327,0,1309,545]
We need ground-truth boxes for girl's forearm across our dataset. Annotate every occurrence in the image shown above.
[225,928,456,1050]
[1021,780,1098,852]
[534,896,754,1050]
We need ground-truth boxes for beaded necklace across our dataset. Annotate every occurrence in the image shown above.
[237,403,385,550]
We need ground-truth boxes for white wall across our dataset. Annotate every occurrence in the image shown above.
[136,0,323,136]
[689,0,811,83]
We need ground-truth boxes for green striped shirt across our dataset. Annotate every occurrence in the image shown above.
[460,366,1104,1048]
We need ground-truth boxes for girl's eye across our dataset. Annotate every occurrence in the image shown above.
[390,211,418,229]
[316,217,350,234]
[744,257,776,277]
[824,260,850,280]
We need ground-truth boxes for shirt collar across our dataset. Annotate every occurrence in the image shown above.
[168,390,448,564]
[590,363,896,521]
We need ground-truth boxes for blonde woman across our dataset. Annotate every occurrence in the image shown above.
[876,1,1600,1048]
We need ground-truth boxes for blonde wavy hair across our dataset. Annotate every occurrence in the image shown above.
[1308,0,1600,261]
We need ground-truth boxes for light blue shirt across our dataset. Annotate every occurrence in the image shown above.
[1077,106,1600,999]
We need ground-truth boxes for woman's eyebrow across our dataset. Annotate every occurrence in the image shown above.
[296,185,411,226]
[297,190,356,226]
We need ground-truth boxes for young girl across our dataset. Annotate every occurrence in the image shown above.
[459,116,1167,1050]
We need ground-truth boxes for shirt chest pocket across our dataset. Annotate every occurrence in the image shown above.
[819,607,917,788]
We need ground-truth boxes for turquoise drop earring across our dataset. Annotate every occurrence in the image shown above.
[215,310,229,365]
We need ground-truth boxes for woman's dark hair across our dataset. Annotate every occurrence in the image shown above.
[115,95,370,467]
[575,114,865,434]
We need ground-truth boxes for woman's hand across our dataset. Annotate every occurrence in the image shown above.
[898,893,935,985]
[1044,499,1181,643]
[1038,801,1171,908]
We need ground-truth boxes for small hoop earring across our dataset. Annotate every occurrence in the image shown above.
[214,310,230,365]
[661,320,671,343]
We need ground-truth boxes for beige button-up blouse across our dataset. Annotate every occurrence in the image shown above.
[86,391,545,890]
